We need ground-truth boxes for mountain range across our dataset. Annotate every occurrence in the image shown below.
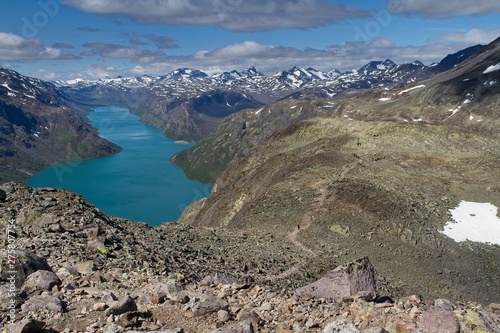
[0,33,500,330]
[56,44,485,143]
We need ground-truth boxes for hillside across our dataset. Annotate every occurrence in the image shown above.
[1,184,499,332]
[173,37,500,304]
[171,40,498,183]
[0,68,121,183]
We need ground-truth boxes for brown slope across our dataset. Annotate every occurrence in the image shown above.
[179,117,500,304]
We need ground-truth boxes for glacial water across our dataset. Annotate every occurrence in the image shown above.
[28,106,210,226]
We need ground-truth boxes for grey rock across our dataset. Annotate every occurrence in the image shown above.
[207,320,254,333]
[434,298,454,311]
[22,270,61,294]
[178,291,228,316]
[56,266,80,280]
[322,318,360,333]
[74,261,96,274]
[1,250,52,287]
[153,279,184,301]
[418,306,459,333]
[106,295,137,316]
[5,318,45,333]
[296,257,377,302]
[103,322,124,333]
[21,294,65,313]
[102,291,118,304]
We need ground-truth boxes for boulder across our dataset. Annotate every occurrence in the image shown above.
[5,318,45,333]
[296,257,377,302]
[0,188,6,202]
[417,306,460,333]
[106,295,137,316]
[1,250,52,286]
[322,318,360,333]
[22,270,61,294]
[207,321,254,333]
[153,280,184,302]
[21,294,65,313]
[178,291,228,316]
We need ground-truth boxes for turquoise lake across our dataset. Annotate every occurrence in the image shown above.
[28,106,211,226]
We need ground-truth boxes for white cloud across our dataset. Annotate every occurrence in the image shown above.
[0,32,79,61]
[82,42,166,59]
[29,38,487,81]
[61,0,369,32]
[388,0,500,18]
[432,28,500,45]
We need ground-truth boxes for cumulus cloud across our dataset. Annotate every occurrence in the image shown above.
[82,42,166,59]
[61,0,369,32]
[122,39,469,76]
[431,28,500,45]
[123,33,146,46]
[0,32,79,61]
[144,34,178,49]
[388,0,500,18]
[52,42,75,49]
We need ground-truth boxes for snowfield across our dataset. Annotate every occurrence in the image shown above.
[483,63,500,74]
[441,201,500,245]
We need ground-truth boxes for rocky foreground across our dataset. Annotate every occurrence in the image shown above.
[1,183,499,333]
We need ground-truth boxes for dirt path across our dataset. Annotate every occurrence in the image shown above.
[285,161,359,257]
[286,212,316,256]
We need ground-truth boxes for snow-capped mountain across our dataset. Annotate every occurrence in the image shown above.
[58,44,485,105]
[53,44,485,142]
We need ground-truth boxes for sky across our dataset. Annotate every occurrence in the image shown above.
[0,0,500,81]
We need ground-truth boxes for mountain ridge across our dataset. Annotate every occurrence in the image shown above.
[0,68,122,183]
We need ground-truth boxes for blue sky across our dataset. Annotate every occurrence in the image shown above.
[1,0,499,80]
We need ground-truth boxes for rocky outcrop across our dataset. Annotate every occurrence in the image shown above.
[0,183,499,332]
[296,257,377,302]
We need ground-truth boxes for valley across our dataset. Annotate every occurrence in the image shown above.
[1,34,500,333]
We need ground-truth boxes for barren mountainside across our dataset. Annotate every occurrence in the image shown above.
[0,68,121,183]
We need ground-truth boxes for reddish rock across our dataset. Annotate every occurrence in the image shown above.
[296,257,377,302]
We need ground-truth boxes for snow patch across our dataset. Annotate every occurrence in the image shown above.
[463,99,471,104]
[378,97,391,101]
[398,85,425,95]
[441,201,500,245]
[483,63,500,74]
[254,108,263,115]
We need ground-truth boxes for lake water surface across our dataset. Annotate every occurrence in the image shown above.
[28,106,210,225]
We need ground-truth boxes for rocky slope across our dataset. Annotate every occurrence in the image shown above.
[172,37,500,305]
[1,184,499,333]
[132,89,263,142]
[0,68,121,183]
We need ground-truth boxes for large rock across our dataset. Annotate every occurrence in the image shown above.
[0,188,6,202]
[153,280,184,302]
[296,257,377,301]
[106,295,137,316]
[22,270,61,294]
[5,318,45,333]
[178,291,228,316]
[322,318,360,333]
[417,306,460,333]
[21,294,65,313]
[0,250,52,287]
[207,321,254,333]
